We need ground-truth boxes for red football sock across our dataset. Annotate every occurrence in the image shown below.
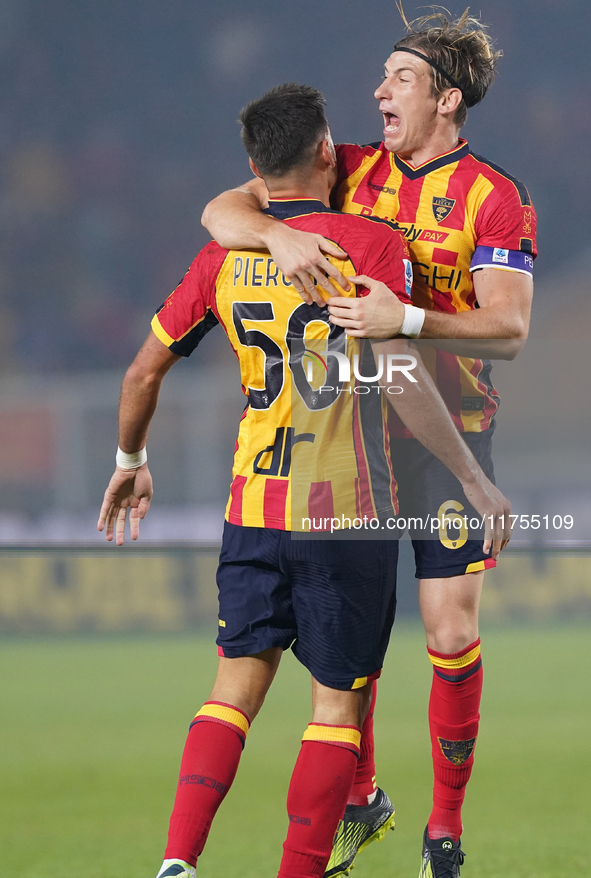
[165,701,250,865]
[348,680,378,805]
[277,724,361,878]
[427,639,483,842]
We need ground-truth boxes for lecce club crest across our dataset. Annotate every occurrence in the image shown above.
[432,196,456,224]
[438,736,476,765]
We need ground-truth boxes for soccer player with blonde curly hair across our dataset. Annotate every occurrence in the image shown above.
[202,8,536,877]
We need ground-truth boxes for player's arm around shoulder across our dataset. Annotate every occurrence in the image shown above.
[326,220,414,338]
[201,176,270,247]
[201,177,350,304]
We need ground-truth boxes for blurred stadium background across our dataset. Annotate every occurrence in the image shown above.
[1,2,590,875]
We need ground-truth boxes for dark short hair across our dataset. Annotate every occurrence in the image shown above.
[239,83,328,177]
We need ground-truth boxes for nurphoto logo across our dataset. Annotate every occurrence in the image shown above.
[302,348,418,386]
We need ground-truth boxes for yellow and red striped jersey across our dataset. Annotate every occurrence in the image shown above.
[152,198,411,531]
[335,139,537,433]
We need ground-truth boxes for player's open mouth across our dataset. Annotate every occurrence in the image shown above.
[383,112,400,132]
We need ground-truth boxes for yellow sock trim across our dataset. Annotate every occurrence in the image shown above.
[302,724,361,749]
[428,643,480,670]
[194,702,250,738]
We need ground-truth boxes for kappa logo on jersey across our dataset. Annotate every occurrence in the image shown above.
[368,181,397,196]
[403,259,413,297]
[492,248,509,264]
[432,196,456,224]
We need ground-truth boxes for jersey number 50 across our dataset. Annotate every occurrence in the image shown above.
[232,301,346,411]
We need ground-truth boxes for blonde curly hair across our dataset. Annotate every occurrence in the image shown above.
[394,4,502,127]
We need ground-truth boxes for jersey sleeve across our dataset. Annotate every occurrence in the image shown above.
[472,181,537,276]
[151,243,226,356]
[356,219,413,303]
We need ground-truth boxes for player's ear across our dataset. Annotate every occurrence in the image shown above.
[319,137,337,169]
[249,157,263,179]
[437,87,463,118]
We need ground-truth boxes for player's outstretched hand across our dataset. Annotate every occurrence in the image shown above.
[265,222,351,305]
[97,464,153,546]
[327,275,406,337]
[462,477,512,560]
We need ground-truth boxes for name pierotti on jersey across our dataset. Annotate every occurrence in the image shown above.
[232,254,296,289]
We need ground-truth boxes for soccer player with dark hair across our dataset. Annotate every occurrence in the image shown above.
[201,9,536,878]
[99,80,510,878]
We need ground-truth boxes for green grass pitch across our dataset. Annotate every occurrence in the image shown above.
[1,624,588,878]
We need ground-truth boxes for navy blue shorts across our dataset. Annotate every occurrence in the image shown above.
[391,425,497,579]
[216,522,398,690]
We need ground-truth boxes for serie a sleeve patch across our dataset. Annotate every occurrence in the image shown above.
[469,246,534,276]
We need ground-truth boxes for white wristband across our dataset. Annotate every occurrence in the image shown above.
[400,303,425,338]
[116,446,147,470]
